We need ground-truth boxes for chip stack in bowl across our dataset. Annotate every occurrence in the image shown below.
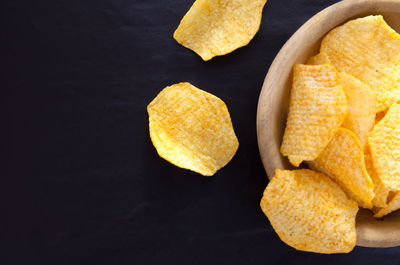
[260,15,400,253]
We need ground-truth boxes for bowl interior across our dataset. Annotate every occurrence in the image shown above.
[257,0,400,248]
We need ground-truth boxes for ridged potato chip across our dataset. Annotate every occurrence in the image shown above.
[374,191,400,218]
[260,169,358,253]
[368,103,400,192]
[308,128,374,209]
[147,82,239,176]
[320,15,400,112]
[173,0,267,61]
[306,52,331,65]
[364,148,390,208]
[280,64,347,166]
[373,182,391,208]
[307,56,375,147]
[338,72,376,148]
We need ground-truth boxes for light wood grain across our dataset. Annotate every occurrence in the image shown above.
[257,0,400,248]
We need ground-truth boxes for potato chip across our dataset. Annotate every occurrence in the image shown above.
[147,82,239,176]
[374,191,400,217]
[320,15,400,112]
[364,148,390,208]
[338,72,376,148]
[173,0,267,61]
[368,103,400,191]
[304,60,375,147]
[308,128,374,208]
[306,52,331,65]
[280,64,347,166]
[260,169,358,253]
[373,182,391,208]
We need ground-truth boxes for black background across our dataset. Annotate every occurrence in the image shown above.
[4,0,400,264]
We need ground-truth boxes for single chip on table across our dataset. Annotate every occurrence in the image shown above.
[308,128,374,209]
[260,169,358,253]
[320,15,400,112]
[280,64,347,167]
[368,103,400,193]
[374,191,400,218]
[306,52,331,65]
[147,82,239,176]
[173,0,267,61]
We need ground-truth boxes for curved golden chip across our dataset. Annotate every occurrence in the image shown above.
[147,82,239,176]
[306,52,331,65]
[368,103,400,193]
[338,72,376,148]
[260,169,358,253]
[365,148,390,208]
[173,0,267,61]
[280,64,347,167]
[321,15,400,112]
[308,128,374,209]
[374,191,400,218]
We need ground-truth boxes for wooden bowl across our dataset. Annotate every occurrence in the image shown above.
[257,0,400,248]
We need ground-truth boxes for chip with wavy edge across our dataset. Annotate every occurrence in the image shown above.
[306,52,331,65]
[307,57,376,148]
[338,72,376,148]
[260,169,358,253]
[147,82,238,176]
[308,128,374,209]
[368,103,400,192]
[320,15,400,113]
[280,64,347,167]
[173,0,267,61]
[364,148,390,208]
[374,191,400,217]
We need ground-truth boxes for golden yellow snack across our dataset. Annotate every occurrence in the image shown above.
[338,72,376,148]
[368,103,400,192]
[147,82,239,176]
[307,53,375,147]
[308,128,374,208]
[173,0,267,61]
[364,148,390,208]
[280,64,347,166]
[320,15,400,112]
[260,169,358,253]
[374,192,400,217]
[306,52,331,65]
[373,182,391,208]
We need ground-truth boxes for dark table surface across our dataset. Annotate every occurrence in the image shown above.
[5,0,400,264]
